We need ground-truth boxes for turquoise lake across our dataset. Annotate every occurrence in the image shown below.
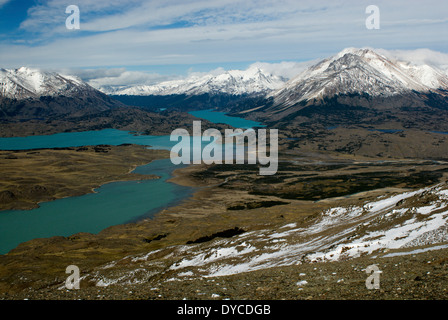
[189,109,265,129]
[0,129,177,151]
[0,109,262,254]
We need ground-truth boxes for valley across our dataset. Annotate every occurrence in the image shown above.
[1,47,448,301]
[0,152,447,299]
[1,147,448,299]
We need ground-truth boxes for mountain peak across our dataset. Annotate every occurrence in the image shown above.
[0,67,124,121]
[0,67,92,99]
[272,47,448,105]
[16,66,37,73]
[335,47,380,58]
[102,66,285,96]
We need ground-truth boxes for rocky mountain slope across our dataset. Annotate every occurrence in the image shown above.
[271,48,448,105]
[0,67,228,137]
[0,67,124,120]
[77,182,448,286]
[236,48,448,128]
[3,178,448,300]
[0,67,94,100]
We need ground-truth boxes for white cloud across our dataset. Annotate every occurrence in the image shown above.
[1,0,448,72]
[78,69,176,89]
[19,0,336,33]
[183,61,315,82]
[0,0,11,8]
[19,0,142,32]
[377,48,448,73]
[58,67,126,80]
[186,67,226,78]
[249,60,317,79]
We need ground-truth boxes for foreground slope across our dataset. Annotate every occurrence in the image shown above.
[2,178,448,300]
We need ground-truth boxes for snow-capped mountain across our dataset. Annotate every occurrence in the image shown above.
[0,67,97,100]
[269,48,448,107]
[102,67,286,96]
[0,67,124,120]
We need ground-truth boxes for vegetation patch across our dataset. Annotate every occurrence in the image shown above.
[227,200,289,210]
[186,227,245,244]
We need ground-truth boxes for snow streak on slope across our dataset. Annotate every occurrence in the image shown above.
[84,183,448,286]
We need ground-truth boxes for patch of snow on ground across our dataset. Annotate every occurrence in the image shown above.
[416,204,440,215]
[307,209,448,262]
[88,185,448,282]
[382,244,448,258]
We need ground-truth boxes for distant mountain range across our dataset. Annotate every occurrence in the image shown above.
[100,67,286,96]
[225,48,448,132]
[4,48,448,105]
[98,48,448,104]
[0,67,223,137]
[2,48,448,141]
[93,48,448,130]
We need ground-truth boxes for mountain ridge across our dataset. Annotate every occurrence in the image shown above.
[269,48,448,107]
[100,66,286,96]
[232,48,448,129]
[0,66,125,121]
[0,67,221,137]
[0,67,96,100]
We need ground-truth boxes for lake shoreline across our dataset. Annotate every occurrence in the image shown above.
[0,144,169,212]
[2,151,448,297]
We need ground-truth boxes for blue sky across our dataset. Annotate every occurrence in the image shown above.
[0,0,447,87]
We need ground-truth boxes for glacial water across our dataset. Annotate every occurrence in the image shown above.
[0,109,261,254]
[189,109,265,129]
[0,129,177,151]
[0,159,191,254]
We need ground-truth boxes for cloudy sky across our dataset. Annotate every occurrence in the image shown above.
[0,0,447,87]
